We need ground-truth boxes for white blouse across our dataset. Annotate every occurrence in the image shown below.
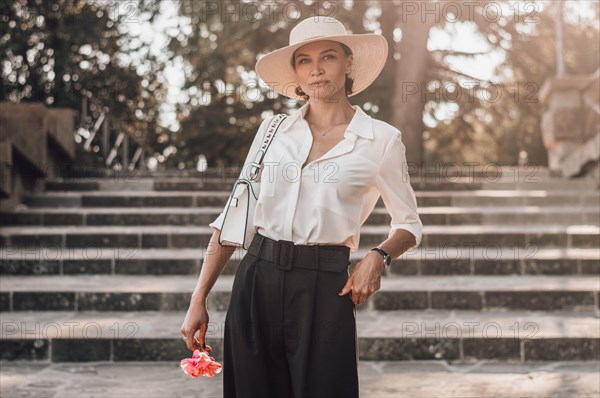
[209,103,423,252]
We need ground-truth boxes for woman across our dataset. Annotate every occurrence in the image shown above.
[181,16,423,398]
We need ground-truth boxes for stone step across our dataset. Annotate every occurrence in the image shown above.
[1,309,598,362]
[1,361,598,397]
[2,224,598,249]
[22,190,600,208]
[42,176,598,192]
[2,205,598,226]
[50,164,557,178]
[1,247,598,276]
[42,178,493,193]
[1,275,598,312]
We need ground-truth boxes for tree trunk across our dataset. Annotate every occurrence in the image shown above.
[378,1,399,121]
[392,7,435,168]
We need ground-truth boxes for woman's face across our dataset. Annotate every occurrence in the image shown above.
[292,40,353,102]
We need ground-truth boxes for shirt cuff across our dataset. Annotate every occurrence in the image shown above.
[389,223,422,250]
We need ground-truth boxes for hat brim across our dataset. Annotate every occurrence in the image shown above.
[255,34,389,101]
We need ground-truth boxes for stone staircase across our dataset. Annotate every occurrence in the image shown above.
[1,169,599,364]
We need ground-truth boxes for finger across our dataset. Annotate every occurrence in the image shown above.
[350,291,357,304]
[193,335,204,350]
[360,293,370,305]
[355,292,364,305]
[339,279,352,296]
[186,331,200,351]
[196,335,206,351]
[360,294,367,305]
[197,324,208,350]
[186,332,197,351]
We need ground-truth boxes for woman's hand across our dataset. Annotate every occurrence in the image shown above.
[338,251,385,305]
[180,298,210,352]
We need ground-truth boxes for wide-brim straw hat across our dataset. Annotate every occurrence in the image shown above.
[255,16,389,101]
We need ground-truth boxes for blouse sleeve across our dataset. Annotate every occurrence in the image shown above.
[375,129,423,250]
[209,115,274,232]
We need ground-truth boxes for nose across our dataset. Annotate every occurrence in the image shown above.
[311,60,324,76]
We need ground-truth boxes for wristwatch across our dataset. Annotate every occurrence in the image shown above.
[370,246,391,269]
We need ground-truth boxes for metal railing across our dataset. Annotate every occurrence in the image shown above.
[76,91,151,171]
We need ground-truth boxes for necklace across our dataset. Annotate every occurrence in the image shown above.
[306,110,354,136]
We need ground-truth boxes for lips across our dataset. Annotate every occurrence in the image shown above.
[310,80,328,86]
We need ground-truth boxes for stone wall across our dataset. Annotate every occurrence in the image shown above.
[0,102,75,211]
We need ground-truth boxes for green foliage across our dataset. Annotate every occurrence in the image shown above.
[5,0,596,169]
[0,0,169,159]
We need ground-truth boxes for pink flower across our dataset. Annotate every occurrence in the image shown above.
[180,344,223,378]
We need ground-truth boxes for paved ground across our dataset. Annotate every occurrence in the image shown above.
[0,360,598,397]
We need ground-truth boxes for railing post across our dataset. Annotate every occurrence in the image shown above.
[76,94,152,173]
[102,116,109,162]
[139,150,145,170]
[122,134,129,169]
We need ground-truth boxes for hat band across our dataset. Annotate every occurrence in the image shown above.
[295,34,328,44]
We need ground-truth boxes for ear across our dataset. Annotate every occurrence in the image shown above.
[346,54,354,71]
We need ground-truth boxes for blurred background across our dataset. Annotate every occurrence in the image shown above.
[1,2,599,397]
[1,0,598,173]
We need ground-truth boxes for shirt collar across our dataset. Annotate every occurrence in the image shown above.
[283,102,374,140]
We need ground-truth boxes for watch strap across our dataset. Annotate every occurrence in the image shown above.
[370,247,391,268]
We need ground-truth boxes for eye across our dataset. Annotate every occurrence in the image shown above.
[298,55,335,64]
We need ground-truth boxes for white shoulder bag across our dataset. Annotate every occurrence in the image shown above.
[218,113,288,249]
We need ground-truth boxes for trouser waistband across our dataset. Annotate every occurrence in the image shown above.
[247,232,351,272]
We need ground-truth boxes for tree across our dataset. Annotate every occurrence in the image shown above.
[167,0,599,169]
[422,0,599,166]
[0,0,170,164]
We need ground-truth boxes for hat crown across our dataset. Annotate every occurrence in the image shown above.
[289,16,347,46]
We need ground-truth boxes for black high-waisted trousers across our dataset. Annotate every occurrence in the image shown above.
[223,232,359,398]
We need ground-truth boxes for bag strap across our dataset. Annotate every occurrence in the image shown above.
[248,113,288,180]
